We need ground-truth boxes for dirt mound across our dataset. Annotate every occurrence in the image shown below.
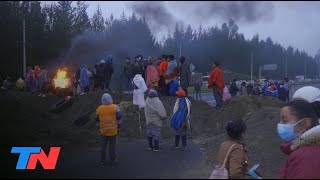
[0,91,287,178]
[201,96,286,179]
[80,94,214,141]
[0,90,214,150]
[206,95,285,134]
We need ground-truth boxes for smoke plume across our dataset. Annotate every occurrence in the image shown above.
[127,1,177,33]
[128,1,274,28]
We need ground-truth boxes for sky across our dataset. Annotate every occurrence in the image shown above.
[43,1,320,57]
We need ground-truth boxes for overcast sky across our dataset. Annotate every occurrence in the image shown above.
[44,1,320,57]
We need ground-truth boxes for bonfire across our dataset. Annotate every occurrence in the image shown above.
[53,68,71,89]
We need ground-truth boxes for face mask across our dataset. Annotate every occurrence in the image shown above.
[277,119,304,142]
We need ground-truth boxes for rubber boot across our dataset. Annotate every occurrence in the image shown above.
[171,135,180,150]
[153,140,163,152]
[182,135,187,151]
[147,137,154,151]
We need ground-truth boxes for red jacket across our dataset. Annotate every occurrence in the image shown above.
[279,125,320,179]
[158,60,168,77]
[208,66,225,93]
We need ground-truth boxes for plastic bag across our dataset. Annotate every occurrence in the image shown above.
[222,86,231,102]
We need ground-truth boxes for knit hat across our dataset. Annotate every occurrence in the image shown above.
[101,93,113,105]
[176,89,186,97]
[293,86,320,103]
[149,89,158,98]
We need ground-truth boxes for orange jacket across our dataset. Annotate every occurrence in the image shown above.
[96,104,119,136]
[208,66,225,93]
[158,60,168,77]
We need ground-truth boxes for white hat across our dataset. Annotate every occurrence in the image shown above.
[100,60,105,63]
[292,86,320,103]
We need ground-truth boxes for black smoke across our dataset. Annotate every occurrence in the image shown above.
[128,1,274,27]
[127,1,177,33]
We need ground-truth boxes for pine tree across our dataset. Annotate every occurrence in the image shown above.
[72,1,91,35]
[91,4,104,32]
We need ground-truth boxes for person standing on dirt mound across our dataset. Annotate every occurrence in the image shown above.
[98,60,106,90]
[26,66,36,94]
[293,86,320,124]
[277,100,320,179]
[179,56,191,96]
[80,65,90,95]
[208,62,225,109]
[132,74,148,109]
[215,119,249,179]
[170,89,192,151]
[123,57,132,92]
[96,93,122,166]
[144,89,167,152]
[158,55,169,96]
[239,82,247,96]
[36,66,47,97]
[145,57,159,92]
[229,79,239,97]
[104,55,114,91]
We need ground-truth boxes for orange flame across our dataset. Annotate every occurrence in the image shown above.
[53,68,71,88]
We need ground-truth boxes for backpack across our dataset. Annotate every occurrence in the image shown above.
[209,144,237,179]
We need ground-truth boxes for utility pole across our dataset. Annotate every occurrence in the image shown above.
[179,41,182,58]
[23,17,26,79]
[259,66,262,81]
[251,51,253,82]
[285,57,287,78]
[305,61,307,80]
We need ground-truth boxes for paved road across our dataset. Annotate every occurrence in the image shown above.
[49,140,205,179]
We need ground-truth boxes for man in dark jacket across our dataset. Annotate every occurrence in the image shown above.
[104,55,114,91]
[131,59,143,77]
[229,79,239,96]
[247,83,254,95]
[123,57,132,92]
[98,60,107,90]
[179,56,191,96]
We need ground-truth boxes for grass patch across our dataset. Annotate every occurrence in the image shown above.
[188,86,212,94]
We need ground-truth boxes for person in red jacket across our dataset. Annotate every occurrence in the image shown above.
[208,62,225,109]
[277,99,320,179]
[158,55,169,96]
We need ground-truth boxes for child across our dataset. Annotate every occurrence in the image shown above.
[170,89,192,151]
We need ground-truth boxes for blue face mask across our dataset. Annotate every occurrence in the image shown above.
[277,119,304,143]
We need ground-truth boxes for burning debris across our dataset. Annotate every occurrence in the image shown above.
[53,68,71,89]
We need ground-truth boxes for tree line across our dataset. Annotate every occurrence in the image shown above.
[0,1,318,81]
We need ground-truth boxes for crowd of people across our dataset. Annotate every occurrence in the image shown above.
[4,65,49,97]
[228,78,292,102]
[69,54,192,98]
[1,52,319,179]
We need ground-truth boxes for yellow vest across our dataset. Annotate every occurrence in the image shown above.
[96,104,118,136]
